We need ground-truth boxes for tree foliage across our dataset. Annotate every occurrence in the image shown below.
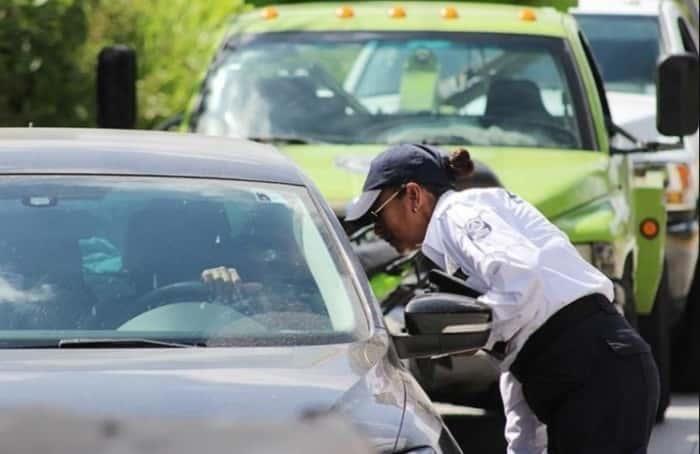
[0,0,90,126]
[84,0,245,127]
[0,0,244,128]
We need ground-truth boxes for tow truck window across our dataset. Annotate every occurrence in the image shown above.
[192,32,591,150]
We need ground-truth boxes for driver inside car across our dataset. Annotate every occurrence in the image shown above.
[200,202,325,311]
[121,198,320,319]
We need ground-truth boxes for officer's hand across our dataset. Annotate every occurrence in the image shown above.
[201,266,243,303]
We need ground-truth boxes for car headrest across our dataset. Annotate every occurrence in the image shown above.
[240,202,295,251]
[485,78,551,120]
[124,199,232,291]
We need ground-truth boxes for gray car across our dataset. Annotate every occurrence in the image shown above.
[0,128,494,454]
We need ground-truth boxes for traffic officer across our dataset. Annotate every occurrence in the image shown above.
[345,144,660,454]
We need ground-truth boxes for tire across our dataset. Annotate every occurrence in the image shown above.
[671,263,700,392]
[638,264,672,423]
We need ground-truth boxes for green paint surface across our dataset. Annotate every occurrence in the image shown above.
[282,144,611,219]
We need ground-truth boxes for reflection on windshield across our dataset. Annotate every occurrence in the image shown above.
[576,14,660,95]
[192,32,587,149]
[0,176,365,347]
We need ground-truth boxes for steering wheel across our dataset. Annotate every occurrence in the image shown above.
[133,281,211,311]
[101,281,252,327]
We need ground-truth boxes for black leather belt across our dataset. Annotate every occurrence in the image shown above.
[510,293,614,380]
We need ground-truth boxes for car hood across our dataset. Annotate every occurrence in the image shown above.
[283,145,611,219]
[0,334,406,452]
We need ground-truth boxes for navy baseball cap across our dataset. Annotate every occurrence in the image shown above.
[345,144,452,222]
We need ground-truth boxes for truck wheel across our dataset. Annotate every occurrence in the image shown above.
[671,264,700,392]
[638,264,672,423]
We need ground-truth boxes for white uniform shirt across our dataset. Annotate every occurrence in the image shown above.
[421,188,614,454]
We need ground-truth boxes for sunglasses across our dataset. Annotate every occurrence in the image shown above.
[370,185,406,220]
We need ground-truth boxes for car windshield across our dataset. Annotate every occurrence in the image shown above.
[0,176,367,347]
[576,14,660,95]
[191,32,589,150]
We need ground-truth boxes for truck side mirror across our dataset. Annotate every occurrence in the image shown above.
[657,53,699,137]
[97,46,137,129]
[392,293,491,359]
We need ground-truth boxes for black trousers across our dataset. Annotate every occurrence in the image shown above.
[511,295,660,454]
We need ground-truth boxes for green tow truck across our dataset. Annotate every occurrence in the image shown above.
[98,2,698,411]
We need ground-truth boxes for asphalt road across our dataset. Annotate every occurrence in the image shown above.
[440,394,699,454]
[650,395,699,454]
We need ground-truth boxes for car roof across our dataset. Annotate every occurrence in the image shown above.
[0,128,306,185]
[572,0,659,16]
[232,2,569,38]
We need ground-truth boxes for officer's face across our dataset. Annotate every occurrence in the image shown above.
[372,183,433,253]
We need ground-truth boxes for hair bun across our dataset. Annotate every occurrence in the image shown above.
[448,148,475,179]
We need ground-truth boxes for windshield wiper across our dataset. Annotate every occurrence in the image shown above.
[57,338,198,349]
[248,136,316,145]
[403,135,473,146]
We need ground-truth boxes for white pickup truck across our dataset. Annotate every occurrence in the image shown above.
[574,0,700,411]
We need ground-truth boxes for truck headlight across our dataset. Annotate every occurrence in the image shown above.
[665,163,694,209]
[575,242,616,276]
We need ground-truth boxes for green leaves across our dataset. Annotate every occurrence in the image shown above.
[1,0,244,128]
[86,0,244,127]
[0,0,90,126]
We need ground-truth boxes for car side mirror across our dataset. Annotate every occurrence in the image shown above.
[392,293,491,359]
[657,53,699,137]
[97,45,137,129]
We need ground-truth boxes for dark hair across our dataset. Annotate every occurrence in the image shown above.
[447,148,475,180]
[422,148,475,197]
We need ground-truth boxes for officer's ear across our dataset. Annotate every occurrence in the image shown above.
[404,182,423,213]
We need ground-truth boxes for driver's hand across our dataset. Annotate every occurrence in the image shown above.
[201,267,243,303]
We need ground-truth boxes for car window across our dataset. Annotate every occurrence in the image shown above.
[576,14,660,95]
[0,176,367,347]
[192,32,591,150]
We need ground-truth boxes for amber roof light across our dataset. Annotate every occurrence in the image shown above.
[519,8,537,22]
[389,6,407,19]
[441,6,459,19]
[336,5,355,19]
[261,7,279,20]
